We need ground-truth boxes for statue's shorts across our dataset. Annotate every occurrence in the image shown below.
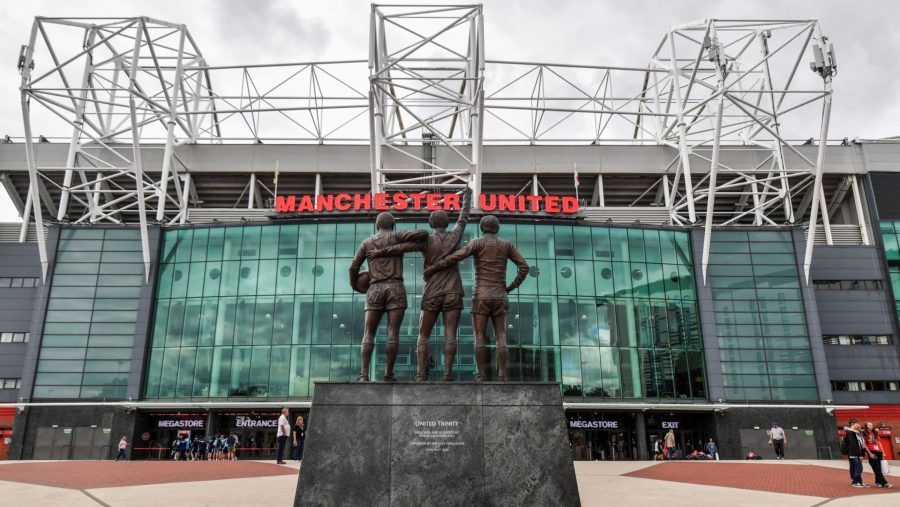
[365,282,408,311]
[421,292,464,312]
[471,298,510,317]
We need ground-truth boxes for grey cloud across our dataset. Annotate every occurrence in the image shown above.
[210,0,330,62]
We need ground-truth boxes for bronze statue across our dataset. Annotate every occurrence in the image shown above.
[349,213,427,381]
[366,188,472,381]
[424,215,529,381]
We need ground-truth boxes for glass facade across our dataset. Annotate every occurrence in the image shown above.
[880,221,900,321]
[143,222,707,401]
[707,230,817,401]
[33,228,144,399]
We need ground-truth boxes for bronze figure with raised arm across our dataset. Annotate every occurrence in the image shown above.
[349,213,428,381]
[423,215,529,381]
[366,187,472,381]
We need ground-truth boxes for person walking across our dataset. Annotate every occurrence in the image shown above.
[769,422,787,460]
[115,436,128,461]
[842,418,870,488]
[863,422,893,488]
[293,415,306,462]
[665,429,677,460]
[276,408,290,464]
[706,438,719,460]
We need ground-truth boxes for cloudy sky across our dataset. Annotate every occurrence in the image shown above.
[1,0,897,221]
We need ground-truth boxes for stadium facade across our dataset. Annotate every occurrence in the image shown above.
[1,6,900,461]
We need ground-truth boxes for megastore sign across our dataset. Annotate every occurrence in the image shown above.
[157,418,205,429]
[274,193,579,214]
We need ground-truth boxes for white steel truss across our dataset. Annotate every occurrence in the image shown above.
[368,4,484,197]
[14,10,844,285]
[644,20,836,282]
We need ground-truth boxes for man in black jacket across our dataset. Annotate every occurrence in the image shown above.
[842,418,870,488]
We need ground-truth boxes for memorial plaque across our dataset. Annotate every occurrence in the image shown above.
[295,382,579,507]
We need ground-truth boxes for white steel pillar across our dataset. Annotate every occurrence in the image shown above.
[850,175,870,246]
[156,28,187,221]
[666,30,697,223]
[127,19,151,282]
[58,26,97,222]
[803,76,832,282]
[20,22,47,279]
[701,27,726,283]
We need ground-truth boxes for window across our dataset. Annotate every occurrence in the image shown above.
[831,380,900,392]
[2,332,31,343]
[823,335,893,345]
[0,379,21,389]
[0,277,39,288]
[813,280,883,290]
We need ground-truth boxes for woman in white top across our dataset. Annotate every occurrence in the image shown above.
[115,436,128,461]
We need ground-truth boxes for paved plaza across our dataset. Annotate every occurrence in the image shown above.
[1,459,898,506]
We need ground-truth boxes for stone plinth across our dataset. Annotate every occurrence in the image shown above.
[294,382,580,507]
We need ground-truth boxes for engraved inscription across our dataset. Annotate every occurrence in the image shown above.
[411,420,463,452]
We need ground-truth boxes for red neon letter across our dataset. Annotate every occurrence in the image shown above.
[334,194,351,211]
[545,196,560,213]
[426,193,441,210]
[275,195,296,213]
[375,193,390,210]
[393,193,409,211]
[498,194,516,211]
[410,193,426,210]
[525,195,542,212]
[443,193,459,210]
[480,193,497,211]
[562,197,579,213]
[353,194,371,210]
[297,195,314,212]
[316,194,334,212]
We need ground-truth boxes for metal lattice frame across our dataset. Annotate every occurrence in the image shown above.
[19,17,217,279]
[643,20,836,281]
[368,4,484,197]
[15,10,842,285]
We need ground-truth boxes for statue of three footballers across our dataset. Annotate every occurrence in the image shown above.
[348,187,529,382]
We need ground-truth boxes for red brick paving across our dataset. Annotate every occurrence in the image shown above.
[625,462,895,498]
[0,461,297,490]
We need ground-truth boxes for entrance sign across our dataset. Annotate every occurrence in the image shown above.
[275,193,579,214]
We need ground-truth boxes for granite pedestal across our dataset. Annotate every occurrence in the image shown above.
[294,382,580,507]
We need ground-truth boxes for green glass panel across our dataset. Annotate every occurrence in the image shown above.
[298,224,317,257]
[234,297,256,345]
[193,348,213,397]
[580,347,603,396]
[207,228,225,262]
[240,227,262,260]
[249,346,271,395]
[609,227,629,262]
[223,227,243,261]
[260,226,280,260]
[556,259,576,296]
[573,226,592,260]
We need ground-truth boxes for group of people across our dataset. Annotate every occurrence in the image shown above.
[169,433,240,461]
[652,429,719,461]
[842,418,893,488]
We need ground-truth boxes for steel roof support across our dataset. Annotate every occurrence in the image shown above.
[369,4,483,199]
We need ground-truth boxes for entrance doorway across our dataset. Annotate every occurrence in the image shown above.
[577,429,635,461]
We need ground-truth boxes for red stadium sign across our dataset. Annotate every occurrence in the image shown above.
[274,193,579,214]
